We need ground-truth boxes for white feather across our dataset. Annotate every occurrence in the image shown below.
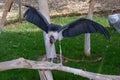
[48,31,59,40]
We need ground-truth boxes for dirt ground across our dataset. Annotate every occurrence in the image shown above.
[0,0,120,21]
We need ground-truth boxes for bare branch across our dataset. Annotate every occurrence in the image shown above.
[0,58,120,80]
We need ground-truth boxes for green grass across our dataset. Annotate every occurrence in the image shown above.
[0,15,120,80]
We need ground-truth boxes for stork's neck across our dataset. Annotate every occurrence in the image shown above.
[48,31,59,39]
[50,35,55,44]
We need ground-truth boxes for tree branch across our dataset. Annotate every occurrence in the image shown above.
[0,58,120,80]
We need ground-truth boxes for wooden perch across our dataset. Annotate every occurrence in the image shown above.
[0,58,120,80]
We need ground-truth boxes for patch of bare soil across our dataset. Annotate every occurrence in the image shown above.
[0,0,120,22]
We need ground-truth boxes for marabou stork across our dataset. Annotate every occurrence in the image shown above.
[24,5,110,65]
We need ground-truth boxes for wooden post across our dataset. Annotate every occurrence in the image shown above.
[37,0,54,80]
[84,0,94,56]
[18,0,22,23]
[0,0,14,32]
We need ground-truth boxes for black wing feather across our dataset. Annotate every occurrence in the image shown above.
[61,18,110,40]
[24,5,49,33]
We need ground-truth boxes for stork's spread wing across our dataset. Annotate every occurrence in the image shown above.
[24,5,49,33]
[60,18,110,40]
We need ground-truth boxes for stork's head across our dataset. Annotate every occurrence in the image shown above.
[48,24,61,44]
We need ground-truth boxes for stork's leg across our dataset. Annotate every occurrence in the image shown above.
[59,41,63,66]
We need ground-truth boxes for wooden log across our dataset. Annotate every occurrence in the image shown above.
[0,58,120,80]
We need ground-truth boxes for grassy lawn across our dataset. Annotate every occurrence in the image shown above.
[0,15,120,80]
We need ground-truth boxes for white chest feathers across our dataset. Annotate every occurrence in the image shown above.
[48,31,59,40]
[48,31,63,41]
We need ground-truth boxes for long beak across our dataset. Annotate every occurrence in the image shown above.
[50,36,55,44]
